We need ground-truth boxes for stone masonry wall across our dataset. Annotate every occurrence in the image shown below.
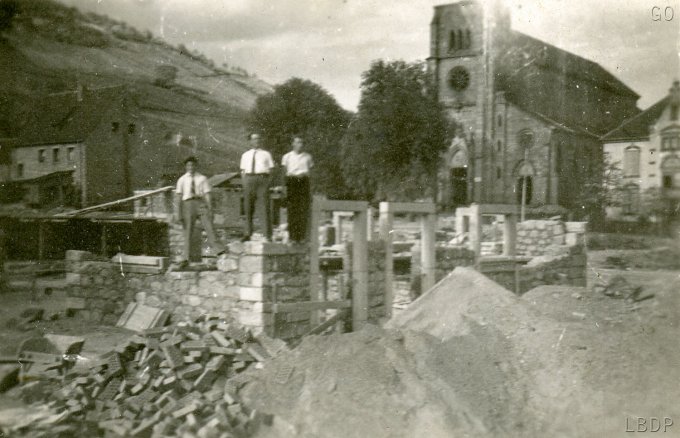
[517,220,587,257]
[65,242,311,343]
[409,244,476,298]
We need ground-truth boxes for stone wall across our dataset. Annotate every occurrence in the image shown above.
[65,242,312,343]
[409,244,475,298]
[517,220,587,257]
[480,244,587,294]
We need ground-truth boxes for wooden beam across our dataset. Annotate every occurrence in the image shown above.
[318,199,368,213]
[378,202,394,318]
[308,195,324,326]
[352,208,368,329]
[304,310,348,336]
[420,213,436,293]
[264,300,351,313]
[56,186,174,217]
[381,201,436,215]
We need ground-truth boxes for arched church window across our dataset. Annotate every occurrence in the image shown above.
[465,29,471,49]
[497,114,503,128]
[457,30,463,50]
[623,145,640,177]
[448,31,456,51]
[515,161,534,205]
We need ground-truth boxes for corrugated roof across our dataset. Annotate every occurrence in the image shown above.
[601,96,671,142]
[16,86,127,147]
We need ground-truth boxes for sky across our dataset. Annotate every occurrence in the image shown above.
[61,0,679,111]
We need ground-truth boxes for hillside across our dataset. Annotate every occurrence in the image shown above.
[0,0,272,175]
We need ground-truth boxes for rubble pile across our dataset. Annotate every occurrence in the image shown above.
[6,319,286,438]
[595,275,654,302]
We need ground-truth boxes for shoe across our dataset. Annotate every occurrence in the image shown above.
[216,249,227,256]
[176,260,189,270]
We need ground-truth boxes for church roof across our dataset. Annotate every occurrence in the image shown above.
[601,96,671,142]
[16,86,128,147]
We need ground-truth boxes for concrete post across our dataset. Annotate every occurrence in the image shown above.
[469,204,482,264]
[503,213,517,256]
[309,195,324,326]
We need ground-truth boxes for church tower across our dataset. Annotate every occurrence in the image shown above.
[428,0,510,206]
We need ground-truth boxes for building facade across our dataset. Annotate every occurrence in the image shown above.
[429,1,640,218]
[602,81,680,219]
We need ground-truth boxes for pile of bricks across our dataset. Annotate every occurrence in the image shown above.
[11,319,287,438]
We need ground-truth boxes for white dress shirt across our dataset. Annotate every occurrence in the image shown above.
[176,172,211,200]
[240,148,274,174]
[282,151,313,176]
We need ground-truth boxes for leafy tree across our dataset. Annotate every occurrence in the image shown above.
[573,152,623,226]
[0,0,18,34]
[248,77,351,197]
[340,60,448,201]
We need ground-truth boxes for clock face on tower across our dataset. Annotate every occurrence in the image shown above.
[448,66,470,91]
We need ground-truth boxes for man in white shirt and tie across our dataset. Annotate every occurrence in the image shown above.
[282,135,313,243]
[173,156,225,268]
[239,133,275,241]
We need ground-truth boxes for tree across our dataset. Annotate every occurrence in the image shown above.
[247,78,351,197]
[340,60,448,201]
[573,152,623,226]
[0,0,18,34]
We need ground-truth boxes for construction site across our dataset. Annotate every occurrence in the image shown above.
[0,193,678,438]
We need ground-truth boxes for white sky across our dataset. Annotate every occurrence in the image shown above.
[62,0,680,111]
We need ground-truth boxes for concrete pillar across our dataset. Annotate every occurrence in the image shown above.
[503,213,517,256]
[469,204,482,263]
[309,195,324,326]
[420,213,437,293]
[352,209,368,330]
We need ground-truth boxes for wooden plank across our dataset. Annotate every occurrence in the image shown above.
[378,203,394,318]
[420,213,436,294]
[318,199,368,213]
[55,186,174,217]
[264,300,351,313]
[382,201,436,214]
[309,195,323,326]
[352,208,368,329]
[111,254,168,267]
[305,310,348,336]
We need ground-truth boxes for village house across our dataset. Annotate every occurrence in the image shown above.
[602,80,680,220]
[430,1,641,219]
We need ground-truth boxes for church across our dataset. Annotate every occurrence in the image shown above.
[429,1,640,218]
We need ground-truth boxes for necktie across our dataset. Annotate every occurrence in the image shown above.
[190,176,195,197]
[250,149,257,174]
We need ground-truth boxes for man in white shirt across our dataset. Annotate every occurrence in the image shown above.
[173,156,225,268]
[239,133,275,241]
[282,135,313,242]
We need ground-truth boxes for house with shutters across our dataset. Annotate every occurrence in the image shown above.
[602,80,680,220]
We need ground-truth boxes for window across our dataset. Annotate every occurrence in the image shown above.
[457,30,463,49]
[671,104,678,121]
[661,136,679,151]
[448,31,456,51]
[52,148,60,163]
[663,175,673,188]
[497,140,502,152]
[111,122,119,132]
[17,163,23,178]
[128,123,136,135]
[67,147,75,162]
[622,184,640,214]
[38,149,46,163]
[517,129,535,150]
[496,167,502,179]
[497,114,503,128]
[465,29,471,49]
[623,146,640,177]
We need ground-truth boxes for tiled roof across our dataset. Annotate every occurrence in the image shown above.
[601,96,671,142]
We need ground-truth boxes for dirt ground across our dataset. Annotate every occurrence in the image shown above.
[1,244,679,437]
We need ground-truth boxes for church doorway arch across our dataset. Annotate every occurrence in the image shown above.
[514,161,534,218]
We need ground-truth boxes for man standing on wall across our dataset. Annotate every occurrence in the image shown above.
[240,133,274,242]
[173,156,225,269]
[282,135,313,243]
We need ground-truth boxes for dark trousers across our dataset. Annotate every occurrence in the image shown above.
[181,199,223,261]
[286,175,310,242]
[243,174,271,239]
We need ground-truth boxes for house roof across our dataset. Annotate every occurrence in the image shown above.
[601,96,671,142]
[16,169,74,185]
[208,172,240,188]
[16,86,127,147]
[496,31,641,136]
